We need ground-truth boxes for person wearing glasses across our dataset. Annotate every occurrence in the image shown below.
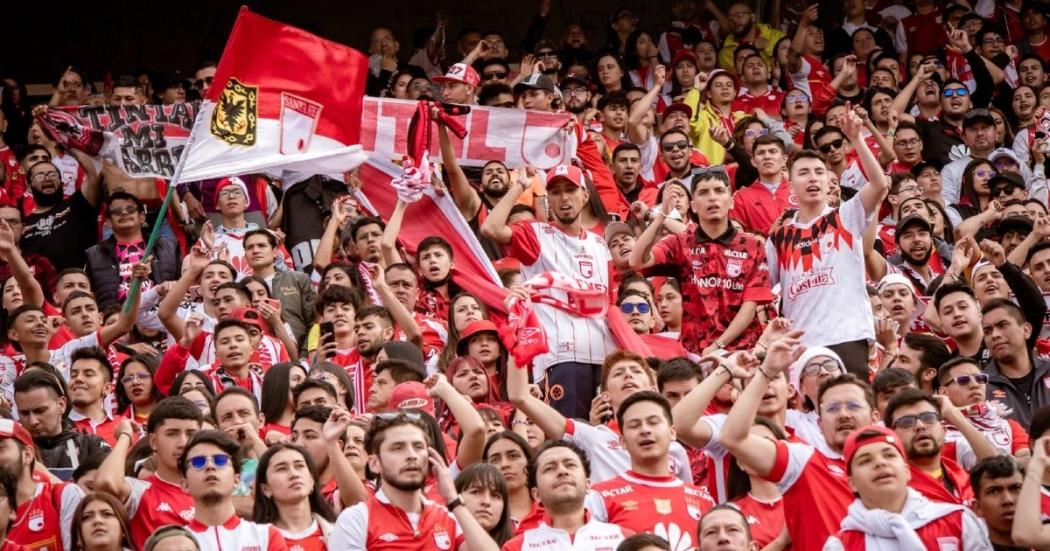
[721,332,880,549]
[328,412,499,550]
[942,109,1035,208]
[192,62,216,100]
[20,157,101,272]
[85,191,180,309]
[938,357,1031,459]
[884,388,1000,506]
[179,430,289,551]
[824,425,991,550]
[616,290,656,336]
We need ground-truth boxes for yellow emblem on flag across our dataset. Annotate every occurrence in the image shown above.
[211,77,258,146]
[655,499,672,515]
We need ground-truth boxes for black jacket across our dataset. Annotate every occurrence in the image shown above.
[85,235,181,309]
[35,422,110,469]
[985,353,1050,429]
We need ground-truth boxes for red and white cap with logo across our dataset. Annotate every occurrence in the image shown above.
[432,63,480,88]
[388,381,436,416]
[213,175,249,205]
[545,164,585,189]
[0,418,34,448]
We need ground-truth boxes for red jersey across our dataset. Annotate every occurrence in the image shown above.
[589,470,714,549]
[277,521,326,551]
[907,453,974,508]
[416,287,450,321]
[730,494,785,550]
[70,411,124,446]
[0,146,25,208]
[187,515,288,551]
[730,179,795,236]
[8,480,82,551]
[330,348,371,414]
[902,10,946,56]
[787,55,836,118]
[649,225,775,354]
[766,440,853,550]
[826,490,984,550]
[732,88,785,116]
[126,474,196,549]
[328,489,463,550]
[512,500,545,535]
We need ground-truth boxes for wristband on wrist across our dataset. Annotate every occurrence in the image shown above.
[446,495,464,512]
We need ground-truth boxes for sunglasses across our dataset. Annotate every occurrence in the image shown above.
[744,128,769,138]
[817,138,845,153]
[893,411,941,430]
[492,101,515,108]
[942,373,989,387]
[943,88,969,98]
[536,51,557,59]
[619,303,652,314]
[662,140,691,152]
[974,169,997,179]
[483,72,507,80]
[187,454,232,470]
[194,76,214,89]
[109,205,139,215]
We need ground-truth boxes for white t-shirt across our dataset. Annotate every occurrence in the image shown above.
[765,197,875,347]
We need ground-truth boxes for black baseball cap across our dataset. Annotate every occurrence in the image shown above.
[895,215,932,242]
[997,215,1034,236]
[963,108,995,129]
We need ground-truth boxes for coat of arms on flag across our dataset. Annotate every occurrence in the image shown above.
[212,77,258,146]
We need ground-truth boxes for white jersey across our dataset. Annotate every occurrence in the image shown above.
[766,196,874,348]
[507,220,615,376]
[503,518,630,551]
[187,515,286,551]
[564,419,691,484]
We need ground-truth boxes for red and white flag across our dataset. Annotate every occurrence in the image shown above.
[174,7,368,183]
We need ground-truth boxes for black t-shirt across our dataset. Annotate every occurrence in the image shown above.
[1007,370,1035,406]
[21,191,98,271]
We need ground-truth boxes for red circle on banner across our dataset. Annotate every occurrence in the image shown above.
[545,143,561,158]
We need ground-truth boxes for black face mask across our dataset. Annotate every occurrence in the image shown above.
[30,186,62,208]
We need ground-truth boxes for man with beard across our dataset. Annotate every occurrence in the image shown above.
[329,413,498,550]
[867,215,942,292]
[884,388,999,506]
[0,419,85,551]
[982,299,1050,429]
[482,165,615,418]
[181,430,289,551]
[503,441,631,550]
[659,129,701,184]
[435,111,516,260]
[824,425,991,550]
[970,456,1025,550]
[632,169,772,355]
[716,2,784,71]
[559,24,591,67]
[20,160,101,271]
[559,73,592,115]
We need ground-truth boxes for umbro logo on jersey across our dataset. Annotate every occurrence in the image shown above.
[378,533,399,542]
[157,502,173,512]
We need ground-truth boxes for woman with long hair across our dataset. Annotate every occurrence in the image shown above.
[69,492,133,551]
[950,159,998,237]
[456,320,509,397]
[253,443,336,549]
[624,30,664,90]
[170,369,216,399]
[443,356,512,435]
[726,418,787,550]
[483,431,542,533]
[925,199,956,246]
[115,354,162,424]
[655,278,684,336]
[666,50,699,104]
[438,292,490,369]
[594,52,633,95]
[260,362,308,441]
[455,463,514,545]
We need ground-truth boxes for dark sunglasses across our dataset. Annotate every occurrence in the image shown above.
[818,138,845,153]
[109,205,139,215]
[662,140,691,152]
[893,411,941,430]
[483,72,507,80]
[188,454,231,470]
[619,303,652,314]
[942,373,989,387]
[194,76,214,89]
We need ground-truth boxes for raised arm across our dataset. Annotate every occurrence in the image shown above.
[94,419,135,502]
[863,217,889,282]
[380,200,408,267]
[721,333,803,478]
[787,6,818,74]
[506,352,566,440]
[436,111,481,220]
[313,197,353,271]
[426,373,486,468]
[629,195,676,270]
[480,168,534,245]
[842,107,890,217]
[1013,436,1050,547]
[323,408,369,508]
[891,64,932,116]
[73,150,101,208]
[431,448,500,551]
[100,260,144,347]
[0,221,43,307]
[671,355,749,447]
[369,262,421,347]
[158,243,212,341]
[628,65,666,145]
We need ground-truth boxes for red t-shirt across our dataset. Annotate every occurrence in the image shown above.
[732,88,785,116]
[127,474,196,549]
[650,226,775,353]
[7,481,74,551]
[765,440,854,550]
[591,470,715,547]
[902,10,946,56]
[730,494,785,550]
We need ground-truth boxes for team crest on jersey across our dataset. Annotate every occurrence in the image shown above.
[654,499,672,515]
[828,464,846,477]
[28,510,44,532]
[726,258,743,278]
[378,533,398,542]
[579,260,594,278]
[936,537,959,551]
[211,77,258,146]
[433,527,452,550]
[179,507,196,521]
[687,504,702,520]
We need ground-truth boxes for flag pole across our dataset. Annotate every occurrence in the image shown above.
[121,102,209,313]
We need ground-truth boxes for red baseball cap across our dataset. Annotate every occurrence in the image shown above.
[432,63,481,88]
[843,425,906,473]
[545,164,585,189]
[457,319,500,355]
[0,419,34,449]
[671,49,699,69]
[662,102,693,121]
[231,306,271,336]
[388,382,435,416]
